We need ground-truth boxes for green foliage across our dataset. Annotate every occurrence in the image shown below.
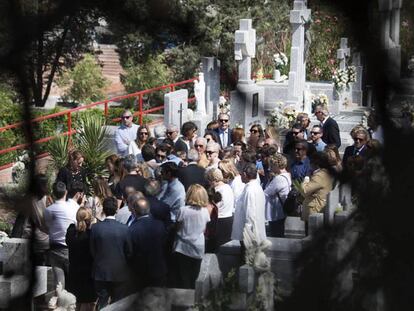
[46,135,70,170]
[164,45,201,82]
[121,54,172,109]
[306,4,352,81]
[195,269,239,311]
[74,113,110,190]
[0,219,13,236]
[58,54,109,105]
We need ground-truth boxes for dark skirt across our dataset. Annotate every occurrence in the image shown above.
[215,216,233,249]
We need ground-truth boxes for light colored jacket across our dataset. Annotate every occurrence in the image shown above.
[301,168,334,221]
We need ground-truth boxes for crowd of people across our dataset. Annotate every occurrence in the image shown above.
[20,105,383,310]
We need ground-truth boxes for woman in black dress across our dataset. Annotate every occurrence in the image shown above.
[66,207,96,310]
[56,150,87,193]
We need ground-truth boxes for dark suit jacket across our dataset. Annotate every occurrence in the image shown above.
[214,128,233,148]
[174,137,189,153]
[90,218,132,282]
[147,195,171,228]
[115,174,147,200]
[177,163,208,190]
[322,117,341,148]
[128,215,167,288]
[342,144,368,168]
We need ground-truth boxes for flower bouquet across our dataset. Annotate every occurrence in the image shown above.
[332,66,356,91]
[273,53,288,82]
[219,95,230,114]
[311,93,329,113]
[267,102,298,130]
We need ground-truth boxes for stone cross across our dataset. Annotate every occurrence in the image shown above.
[234,19,256,85]
[337,38,350,70]
[287,0,311,109]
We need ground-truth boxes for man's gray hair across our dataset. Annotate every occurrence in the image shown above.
[166,124,179,132]
[154,125,166,138]
[127,191,145,208]
[124,154,137,173]
[195,137,207,146]
[187,148,200,162]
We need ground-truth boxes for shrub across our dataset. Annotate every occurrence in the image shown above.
[58,53,109,105]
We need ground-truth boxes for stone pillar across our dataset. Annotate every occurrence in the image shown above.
[378,0,402,81]
[287,0,311,110]
[234,19,256,88]
[308,213,324,235]
[352,52,364,105]
[335,38,353,111]
[325,185,340,225]
[164,89,188,129]
[202,57,220,118]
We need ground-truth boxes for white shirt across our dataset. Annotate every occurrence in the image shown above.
[115,123,139,156]
[115,205,131,225]
[174,205,210,259]
[44,200,78,246]
[219,129,228,147]
[229,175,245,212]
[231,179,267,242]
[215,183,234,218]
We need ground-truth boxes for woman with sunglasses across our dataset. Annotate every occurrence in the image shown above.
[247,124,264,150]
[128,125,152,161]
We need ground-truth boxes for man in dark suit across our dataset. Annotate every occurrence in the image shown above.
[90,197,132,309]
[128,197,167,290]
[214,113,233,148]
[175,121,198,154]
[342,128,369,168]
[114,155,146,202]
[177,149,208,190]
[314,105,341,148]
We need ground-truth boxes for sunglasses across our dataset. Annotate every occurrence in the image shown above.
[311,132,320,135]
[121,116,132,119]
[139,132,149,135]
[250,129,258,134]
[354,138,365,142]
[219,119,229,123]
[206,151,215,155]
[195,144,204,148]
[166,131,175,135]
[292,132,302,135]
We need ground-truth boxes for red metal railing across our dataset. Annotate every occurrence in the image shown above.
[0,78,197,160]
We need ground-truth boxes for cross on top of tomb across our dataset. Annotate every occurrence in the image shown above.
[290,0,311,25]
[234,19,256,84]
[337,38,350,70]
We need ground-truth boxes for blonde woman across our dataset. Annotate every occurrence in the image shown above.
[264,154,291,237]
[218,159,245,209]
[66,207,96,311]
[173,184,210,289]
[205,168,234,249]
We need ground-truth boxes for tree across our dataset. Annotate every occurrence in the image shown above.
[0,1,99,107]
[58,53,108,105]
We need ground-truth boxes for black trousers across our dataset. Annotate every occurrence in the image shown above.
[173,252,202,289]
[268,218,286,238]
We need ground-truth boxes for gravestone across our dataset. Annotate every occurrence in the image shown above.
[202,57,221,118]
[164,89,188,130]
[339,183,353,211]
[0,238,30,276]
[0,275,29,308]
[325,185,340,225]
[352,52,364,105]
[335,38,354,111]
[308,213,324,235]
[195,254,222,302]
[286,0,311,110]
[230,19,265,130]
[284,216,306,238]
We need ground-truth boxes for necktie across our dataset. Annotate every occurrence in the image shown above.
[222,131,227,147]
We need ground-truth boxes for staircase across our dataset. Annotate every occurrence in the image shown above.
[95,44,125,96]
